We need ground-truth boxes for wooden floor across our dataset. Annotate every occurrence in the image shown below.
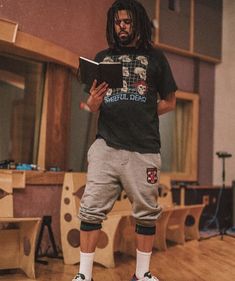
[1,235,235,281]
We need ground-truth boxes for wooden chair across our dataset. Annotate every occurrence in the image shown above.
[157,174,204,246]
[165,206,189,244]
[0,171,41,279]
[0,172,13,217]
[178,185,205,240]
[184,204,205,240]
[60,172,86,265]
[154,209,172,250]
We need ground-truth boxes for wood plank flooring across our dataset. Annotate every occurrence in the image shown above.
[0,236,235,281]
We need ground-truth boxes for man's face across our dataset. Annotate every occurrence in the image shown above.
[114,10,135,46]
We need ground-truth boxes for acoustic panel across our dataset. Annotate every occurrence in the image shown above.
[159,0,191,50]
[194,0,222,59]
[138,0,157,21]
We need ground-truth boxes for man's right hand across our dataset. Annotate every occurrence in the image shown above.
[86,80,109,112]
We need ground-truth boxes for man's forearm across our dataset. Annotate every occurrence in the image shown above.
[157,92,176,115]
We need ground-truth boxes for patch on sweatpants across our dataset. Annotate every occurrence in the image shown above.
[146,167,158,184]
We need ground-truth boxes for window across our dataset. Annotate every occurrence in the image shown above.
[160,91,199,181]
[0,54,45,165]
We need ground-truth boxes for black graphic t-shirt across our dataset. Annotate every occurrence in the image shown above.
[94,47,177,153]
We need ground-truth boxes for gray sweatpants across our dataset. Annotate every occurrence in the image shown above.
[79,138,162,227]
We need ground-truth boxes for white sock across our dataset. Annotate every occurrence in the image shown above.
[79,251,95,281]
[135,249,152,279]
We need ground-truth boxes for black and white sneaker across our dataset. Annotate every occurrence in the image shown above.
[72,273,94,281]
[131,271,160,281]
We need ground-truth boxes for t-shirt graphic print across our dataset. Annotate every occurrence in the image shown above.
[103,54,149,104]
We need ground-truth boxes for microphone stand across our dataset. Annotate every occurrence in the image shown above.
[216,152,232,240]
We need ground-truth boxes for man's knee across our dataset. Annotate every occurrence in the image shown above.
[135,224,156,235]
[80,221,102,231]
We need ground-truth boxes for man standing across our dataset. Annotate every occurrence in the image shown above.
[73,0,177,280]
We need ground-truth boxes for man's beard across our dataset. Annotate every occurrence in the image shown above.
[117,32,135,46]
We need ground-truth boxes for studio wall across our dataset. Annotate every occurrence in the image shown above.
[0,0,112,58]
[214,0,235,186]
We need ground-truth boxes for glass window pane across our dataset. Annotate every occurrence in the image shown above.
[0,54,45,166]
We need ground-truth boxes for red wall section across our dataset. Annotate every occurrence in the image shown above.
[0,0,113,58]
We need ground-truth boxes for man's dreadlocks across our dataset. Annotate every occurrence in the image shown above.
[106,0,153,50]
